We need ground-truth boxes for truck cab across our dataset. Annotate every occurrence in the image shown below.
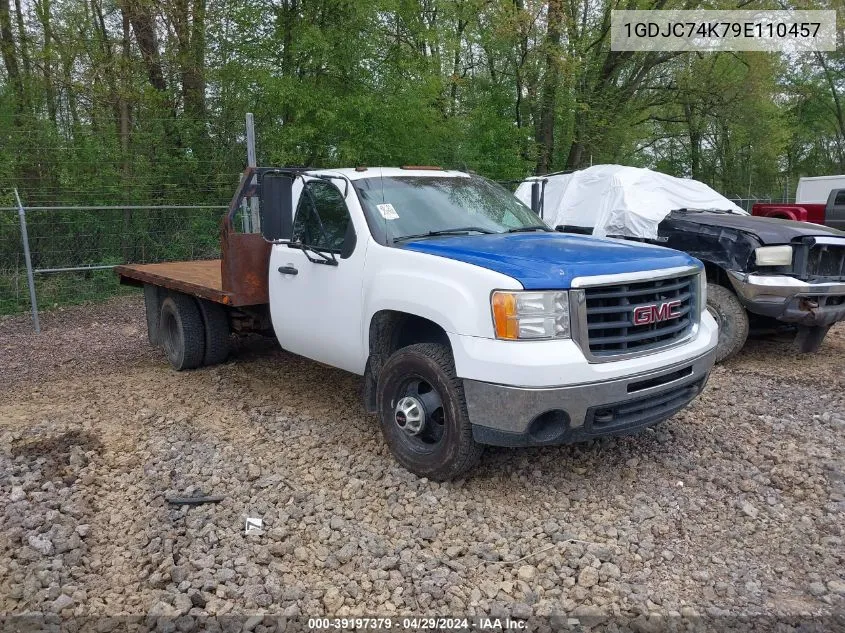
[120,166,718,480]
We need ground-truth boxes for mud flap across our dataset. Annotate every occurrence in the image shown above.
[363,357,378,414]
[143,284,163,346]
[794,325,831,353]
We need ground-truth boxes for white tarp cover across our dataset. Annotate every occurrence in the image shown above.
[515,164,746,240]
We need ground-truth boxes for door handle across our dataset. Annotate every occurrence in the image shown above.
[278,265,298,276]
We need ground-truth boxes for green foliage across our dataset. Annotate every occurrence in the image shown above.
[0,0,842,314]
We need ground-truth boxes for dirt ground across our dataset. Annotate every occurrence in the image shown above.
[1,295,843,631]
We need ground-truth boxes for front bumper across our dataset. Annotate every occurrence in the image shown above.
[464,348,716,447]
[727,272,845,327]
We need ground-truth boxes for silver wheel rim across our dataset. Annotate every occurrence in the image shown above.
[162,310,179,360]
[395,396,425,436]
[391,377,446,452]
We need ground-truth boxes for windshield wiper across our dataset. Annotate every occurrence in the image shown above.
[393,227,496,243]
[506,225,551,233]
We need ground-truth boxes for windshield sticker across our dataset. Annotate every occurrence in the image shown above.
[377,203,399,220]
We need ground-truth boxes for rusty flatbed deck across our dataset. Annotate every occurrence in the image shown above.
[115,260,254,306]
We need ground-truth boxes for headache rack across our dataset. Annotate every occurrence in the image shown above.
[570,267,701,362]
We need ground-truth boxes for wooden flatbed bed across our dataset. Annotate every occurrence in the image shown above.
[116,230,271,307]
[115,260,236,305]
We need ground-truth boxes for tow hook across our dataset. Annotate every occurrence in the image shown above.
[798,297,819,313]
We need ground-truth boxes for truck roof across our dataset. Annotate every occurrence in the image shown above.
[304,167,471,181]
[797,174,845,182]
[796,174,845,203]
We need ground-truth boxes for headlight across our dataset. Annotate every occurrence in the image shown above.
[755,245,793,267]
[698,270,707,313]
[491,290,570,340]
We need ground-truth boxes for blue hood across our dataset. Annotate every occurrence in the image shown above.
[401,233,699,289]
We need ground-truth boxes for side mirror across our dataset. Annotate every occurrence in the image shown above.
[530,181,542,217]
[259,172,294,241]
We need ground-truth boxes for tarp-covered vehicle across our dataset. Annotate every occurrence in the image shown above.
[516,165,845,362]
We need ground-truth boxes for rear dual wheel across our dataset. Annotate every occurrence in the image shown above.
[159,292,231,370]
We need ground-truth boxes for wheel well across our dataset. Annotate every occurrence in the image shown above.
[363,311,451,413]
[702,261,731,288]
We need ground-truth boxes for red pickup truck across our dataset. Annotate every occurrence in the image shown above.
[752,181,845,231]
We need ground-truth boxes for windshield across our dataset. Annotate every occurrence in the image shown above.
[352,175,547,242]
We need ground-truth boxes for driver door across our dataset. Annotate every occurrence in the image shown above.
[268,177,367,373]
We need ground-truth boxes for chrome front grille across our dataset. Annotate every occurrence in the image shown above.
[572,269,700,361]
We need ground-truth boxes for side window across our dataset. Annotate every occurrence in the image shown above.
[292,180,354,254]
[834,190,845,206]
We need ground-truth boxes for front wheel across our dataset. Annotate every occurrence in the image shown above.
[376,343,483,481]
[706,283,749,363]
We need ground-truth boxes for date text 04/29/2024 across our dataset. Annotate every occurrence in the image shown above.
[306,617,527,630]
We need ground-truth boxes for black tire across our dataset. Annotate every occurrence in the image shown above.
[159,293,206,370]
[196,299,231,366]
[376,343,483,481]
[706,283,749,363]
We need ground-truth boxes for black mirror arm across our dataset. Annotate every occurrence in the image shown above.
[286,240,338,266]
[301,244,339,266]
[315,174,350,198]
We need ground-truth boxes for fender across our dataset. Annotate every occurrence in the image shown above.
[361,245,522,353]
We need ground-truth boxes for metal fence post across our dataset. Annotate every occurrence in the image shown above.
[14,188,40,334]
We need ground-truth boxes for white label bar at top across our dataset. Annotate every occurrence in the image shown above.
[611,10,837,52]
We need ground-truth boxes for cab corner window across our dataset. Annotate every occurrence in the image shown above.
[293,180,355,257]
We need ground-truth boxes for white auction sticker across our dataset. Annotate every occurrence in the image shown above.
[611,10,836,52]
[377,203,399,220]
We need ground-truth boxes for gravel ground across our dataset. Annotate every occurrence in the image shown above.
[1,295,843,630]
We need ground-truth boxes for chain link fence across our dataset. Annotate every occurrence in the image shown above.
[727,197,775,213]
[1,202,229,321]
[1,184,791,329]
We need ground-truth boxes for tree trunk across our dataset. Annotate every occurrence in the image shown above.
[449,18,467,116]
[534,0,563,174]
[187,0,206,120]
[13,0,29,77]
[684,102,701,180]
[35,0,57,124]
[62,53,79,129]
[0,0,24,115]
[566,138,584,169]
[815,53,845,172]
[123,0,166,92]
[280,0,298,125]
[122,0,180,149]
[173,0,206,121]
[120,8,133,261]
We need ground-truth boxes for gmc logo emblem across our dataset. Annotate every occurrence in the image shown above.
[632,300,682,326]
